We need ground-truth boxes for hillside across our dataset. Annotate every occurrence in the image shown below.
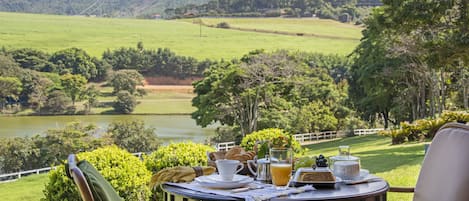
[0,0,208,17]
[0,12,361,59]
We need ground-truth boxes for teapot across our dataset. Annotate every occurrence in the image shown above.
[247,155,271,182]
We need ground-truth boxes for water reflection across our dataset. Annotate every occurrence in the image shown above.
[0,115,217,144]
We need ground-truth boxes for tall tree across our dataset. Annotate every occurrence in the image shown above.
[60,73,87,105]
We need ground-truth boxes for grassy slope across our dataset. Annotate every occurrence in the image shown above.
[0,12,359,59]
[1,135,421,201]
[0,174,47,201]
[87,86,195,114]
[186,18,363,40]
[304,135,424,201]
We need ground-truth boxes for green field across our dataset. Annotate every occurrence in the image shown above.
[0,12,360,60]
[72,86,195,115]
[0,174,47,201]
[184,18,363,40]
[0,135,422,201]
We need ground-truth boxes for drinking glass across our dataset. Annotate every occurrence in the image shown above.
[269,148,293,188]
[338,145,350,157]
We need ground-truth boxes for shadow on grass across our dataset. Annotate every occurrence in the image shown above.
[356,145,425,173]
[303,135,426,174]
[100,91,114,97]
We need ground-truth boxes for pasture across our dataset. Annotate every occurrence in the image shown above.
[0,12,360,60]
[184,18,363,40]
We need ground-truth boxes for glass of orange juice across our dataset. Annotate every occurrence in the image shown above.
[270,148,293,188]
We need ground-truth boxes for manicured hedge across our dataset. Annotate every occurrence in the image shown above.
[240,128,301,152]
[42,146,152,201]
[144,142,215,172]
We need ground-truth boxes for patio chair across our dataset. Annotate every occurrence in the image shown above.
[389,122,469,201]
[66,154,123,201]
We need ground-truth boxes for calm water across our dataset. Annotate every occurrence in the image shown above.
[0,115,216,144]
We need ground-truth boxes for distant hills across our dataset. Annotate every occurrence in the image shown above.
[0,0,382,20]
[0,0,209,17]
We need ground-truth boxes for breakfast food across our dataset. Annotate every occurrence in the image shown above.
[225,146,256,162]
[299,171,335,182]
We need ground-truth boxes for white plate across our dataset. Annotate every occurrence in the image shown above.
[201,174,251,183]
[195,176,253,189]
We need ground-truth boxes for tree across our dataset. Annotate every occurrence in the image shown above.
[60,73,87,105]
[29,77,54,112]
[106,120,159,153]
[192,50,344,136]
[44,90,71,113]
[81,84,100,113]
[0,54,23,77]
[0,77,22,111]
[8,48,53,71]
[49,48,97,79]
[108,70,144,95]
[113,90,137,114]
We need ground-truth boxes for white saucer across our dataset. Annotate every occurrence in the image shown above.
[202,174,251,183]
[195,175,253,189]
[338,169,370,182]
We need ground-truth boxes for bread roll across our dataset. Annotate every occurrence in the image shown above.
[225,146,244,160]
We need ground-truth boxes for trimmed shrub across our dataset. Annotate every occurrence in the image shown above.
[144,142,215,172]
[42,146,152,201]
[240,128,301,152]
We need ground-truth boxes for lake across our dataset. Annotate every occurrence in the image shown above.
[0,115,217,144]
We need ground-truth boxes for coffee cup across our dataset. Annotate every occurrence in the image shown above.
[215,159,244,181]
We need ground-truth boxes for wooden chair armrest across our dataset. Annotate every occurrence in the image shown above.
[389,186,415,193]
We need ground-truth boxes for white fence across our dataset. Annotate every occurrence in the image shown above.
[354,128,384,136]
[293,131,347,143]
[214,128,385,151]
[0,167,57,182]
[0,152,146,182]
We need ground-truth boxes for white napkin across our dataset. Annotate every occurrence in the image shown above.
[166,181,315,201]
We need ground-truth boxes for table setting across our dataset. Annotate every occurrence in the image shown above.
[157,140,388,201]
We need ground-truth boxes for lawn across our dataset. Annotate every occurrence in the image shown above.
[304,135,424,201]
[0,174,47,201]
[90,86,195,115]
[183,18,363,40]
[0,12,360,60]
[0,135,422,201]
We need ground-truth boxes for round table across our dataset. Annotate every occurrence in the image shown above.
[162,180,389,201]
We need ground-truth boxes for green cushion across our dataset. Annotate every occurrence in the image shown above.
[78,160,124,201]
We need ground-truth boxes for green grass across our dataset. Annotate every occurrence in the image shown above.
[92,87,195,114]
[304,135,424,201]
[0,135,422,201]
[184,18,363,40]
[0,174,47,201]
[0,12,360,60]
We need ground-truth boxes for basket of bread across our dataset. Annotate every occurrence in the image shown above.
[207,146,256,176]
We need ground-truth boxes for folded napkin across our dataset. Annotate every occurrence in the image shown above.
[166,181,315,201]
[150,166,216,189]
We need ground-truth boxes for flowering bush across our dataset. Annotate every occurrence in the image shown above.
[380,111,469,144]
[144,142,215,172]
[42,146,152,201]
[240,128,301,153]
